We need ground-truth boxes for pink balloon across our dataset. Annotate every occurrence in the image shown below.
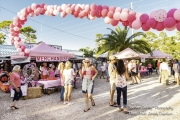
[17,48,22,52]
[155,22,164,31]
[21,45,26,51]
[132,20,142,30]
[29,12,34,17]
[122,21,129,26]
[73,12,79,18]
[79,11,85,18]
[40,8,46,15]
[102,6,109,10]
[128,14,136,23]
[85,5,90,13]
[140,14,149,24]
[36,4,41,9]
[97,5,102,11]
[96,11,102,18]
[174,9,180,21]
[17,24,22,28]
[164,17,176,28]
[165,25,176,31]
[149,11,156,18]
[113,12,121,20]
[101,9,108,18]
[120,12,128,21]
[142,24,150,31]
[90,10,96,17]
[115,7,122,12]
[167,8,177,17]
[108,11,114,19]
[176,22,180,31]
[61,11,67,18]
[146,18,157,28]
[154,9,167,22]
[25,49,30,54]
[129,11,136,15]
[111,19,119,26]
[40,3,45,8]
[122,8,129,13]
[109,6,116,12]
[20,52,25,56]
[27,6,33,13]
[91,4,97,10]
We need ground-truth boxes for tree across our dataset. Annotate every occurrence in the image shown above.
[96,26,152,57]
[20,26,37,43]
[79,47,94,57]
[0,33,6,44]
[0,20,12,35]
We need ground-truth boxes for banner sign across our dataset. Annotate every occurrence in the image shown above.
[36,56,68,62]
[11,57,30,64]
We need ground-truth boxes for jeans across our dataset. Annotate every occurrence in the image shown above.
[13,87,22,101]
[60,86,64,100]
[116,86,127,108]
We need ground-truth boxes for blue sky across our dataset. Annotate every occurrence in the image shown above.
[0,0,180,50]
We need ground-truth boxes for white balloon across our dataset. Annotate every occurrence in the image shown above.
[47,5,51,10]
[54,5,58,10]
[16,48,22,52]
[49,9,54,14]
[25,49,30,53]
[61,4,67,11]
[53,10,59,15]
[20,52,25,56]
[113,12,121,20]
[89,14,96,20]
[13,27,19,31]
[20,15,25,20]
[104,17,111,24]
[14,41,19,46]
[14,37,19,41]
[66,7,72,14]
[57,6,61,12]
[17,12,21,17]
[31,3,36,10]
[45,10,51,16]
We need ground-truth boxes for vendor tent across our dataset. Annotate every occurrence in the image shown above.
[145,50,172,58]
[114,48,139,59]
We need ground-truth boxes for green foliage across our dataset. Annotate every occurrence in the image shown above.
[20,26,37,43]
[0,33,6,44]
[79,47,94,57]
[95,26,152,58]
[0,20,12,34]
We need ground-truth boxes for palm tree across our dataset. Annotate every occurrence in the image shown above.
[96,26,152,57]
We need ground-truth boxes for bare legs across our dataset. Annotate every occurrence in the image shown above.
[84,93,95,112]
[64,85,73,104]
[110,90,115,105]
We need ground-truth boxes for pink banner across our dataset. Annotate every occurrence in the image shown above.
[36,56,68,62]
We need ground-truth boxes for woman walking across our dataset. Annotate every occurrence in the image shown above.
[10,65,22,110]
[115,60,129,114]
[58,62,65,101]
[81,58,98,112]
[63,61,76,105]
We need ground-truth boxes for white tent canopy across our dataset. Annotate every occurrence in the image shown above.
[114,48,139,59]
[145,50,172,58]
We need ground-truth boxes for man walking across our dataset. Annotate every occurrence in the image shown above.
[159,59,169,85]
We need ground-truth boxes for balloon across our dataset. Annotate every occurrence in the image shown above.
[174,9,180,21]
[165,25,176,31]
[13,27,19,31]
[14,41,19,46]
[132,19,142,30]
[60,11,67,18]
[31,3,36,10]
[140,14,149,24]
[90,4,97,10]
[85,5,90,13]
[167,8,177,17]
[90,10,96,17]
[40,3,45,9]
[149,11,156,18]
[73,12,79,18]
[16,48,22,52]
[20,52,25,56]
[104,17,111,24]
[97,5,102,11]
[14,36,19,41]
[129,11,136,15]
[66,7,72,14]
[122,21,129,26]
[25,49,30,53]
[61,4,67,11]
[21,45,26,51]
[13,16,19,22]
[111,19,119,26]
[40,8,46,15]
[54,5,58,10]
[120,12,128,21]
[155,22,164,31]
[115,7,122,12]
[79,11,86,18]
[57,6,61,12]
[75,5,81,12]
[53,10,58,15]
[142,24,150,31]
[113,12,121,20]
[101,9,108,18]
[154,9,167,22]
[11,40,14,45]
[96,11,102,18]
[19,15,25,20]
[17,24,22,28]
[88,14,96,20]
[109,6,116,12]
[108,11,114,19]
[17,38,21,42]
[146,18,157,28]
[29,12,34,17]
[36,4,41,9]
[164,17,176,28]
[176,22,180,31]
[122,8,129,13]
[102,6,109,10]
[128,14,136,23]
[45,11,50,16]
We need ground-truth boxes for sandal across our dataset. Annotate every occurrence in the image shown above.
[91,99,95,106]
[124,110,129,114]
[11,106,18,110]
[109,102,117,107]
[84,108,90,112]
[118,108,124,112]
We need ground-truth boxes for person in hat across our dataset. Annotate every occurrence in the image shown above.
[81,58,98,112]
[108,56,117,106]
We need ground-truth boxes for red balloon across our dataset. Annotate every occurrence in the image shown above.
[128,14,136,23]
[36,4,41,8]
[142,24,150,31]
[40,8,46,15]
[90,10,96,17]
[140,14,149,24]
[167,8,177,18]
[111,19,119,26]
[177,22,180,31]
[122,21,129,26]
[101,9,108,18]
[164,17,176,28]
[21,45,26,51]
[109,6,116,12]
[102,6,109,10]
[91,4,97,10]
[40,4,45,8]
[108,11,114,19]
[146,18,157,28]
[155,22,164,31]
[73,12,79,18]
[97,5,102,11]
[96,11,102,18]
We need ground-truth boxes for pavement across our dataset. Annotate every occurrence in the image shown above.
[0,73,180,120]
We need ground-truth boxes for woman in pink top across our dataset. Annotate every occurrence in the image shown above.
[58,62,65,101]
[10,65,22,110]
[147,62,153,75]
[41,63,48,79]
[49,65,55,77]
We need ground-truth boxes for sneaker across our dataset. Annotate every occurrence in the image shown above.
[63,101,68,105]
[68,102,73,106]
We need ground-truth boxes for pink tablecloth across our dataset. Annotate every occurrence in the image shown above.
[38,79,60,89]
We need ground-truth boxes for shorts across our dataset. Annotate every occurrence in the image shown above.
[131,72,137,76]
[64,80,74,86]
[175,72,179,79]
[110,80,116,91]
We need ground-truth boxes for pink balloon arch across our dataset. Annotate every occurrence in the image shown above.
[9,3,180,56]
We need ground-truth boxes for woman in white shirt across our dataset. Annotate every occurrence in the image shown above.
[115,59,129,114]
[63,61,76,105]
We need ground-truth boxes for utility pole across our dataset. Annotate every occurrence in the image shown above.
[130,2,134,37]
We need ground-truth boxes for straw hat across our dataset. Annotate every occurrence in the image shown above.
[109,56,117,60]
[83,58,91,63]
